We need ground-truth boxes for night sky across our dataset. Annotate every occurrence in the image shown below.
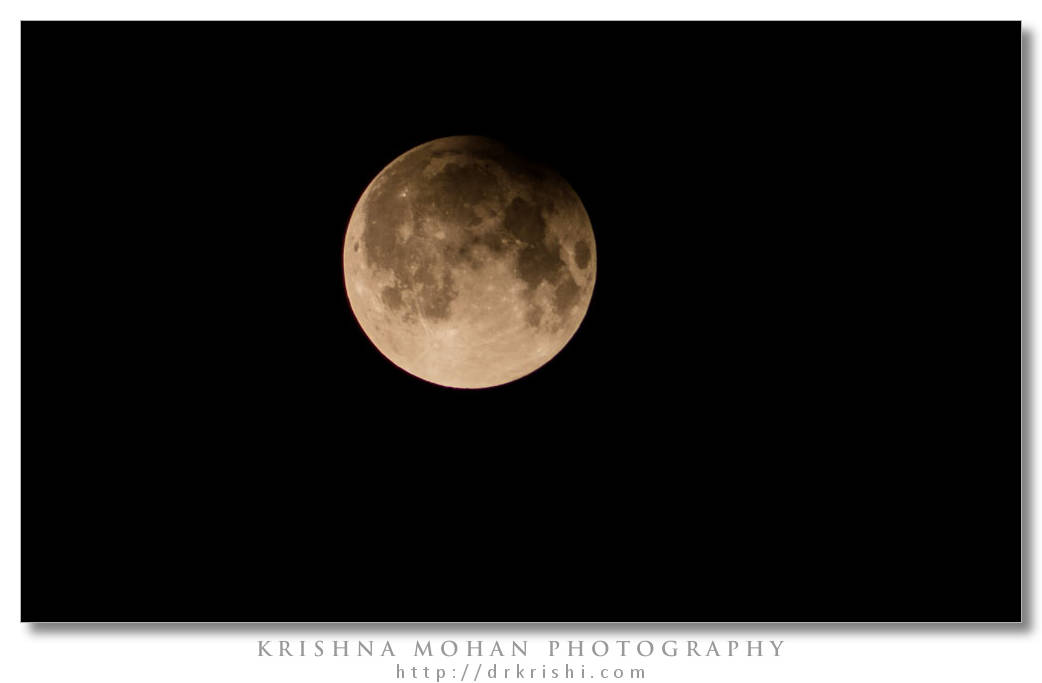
[21,21,1021,622]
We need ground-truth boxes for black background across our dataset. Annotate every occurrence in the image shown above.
[22,22,1021,622]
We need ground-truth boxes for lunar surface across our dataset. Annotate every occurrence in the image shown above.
[343,136,596,388]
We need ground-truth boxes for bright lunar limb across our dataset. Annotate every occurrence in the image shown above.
[343,136,597,389]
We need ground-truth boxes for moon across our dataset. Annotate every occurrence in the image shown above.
[343,136,596,389]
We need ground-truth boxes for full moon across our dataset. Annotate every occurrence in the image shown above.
[343,136,596,388]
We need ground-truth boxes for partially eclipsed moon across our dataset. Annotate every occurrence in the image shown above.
[343,136,597,388]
